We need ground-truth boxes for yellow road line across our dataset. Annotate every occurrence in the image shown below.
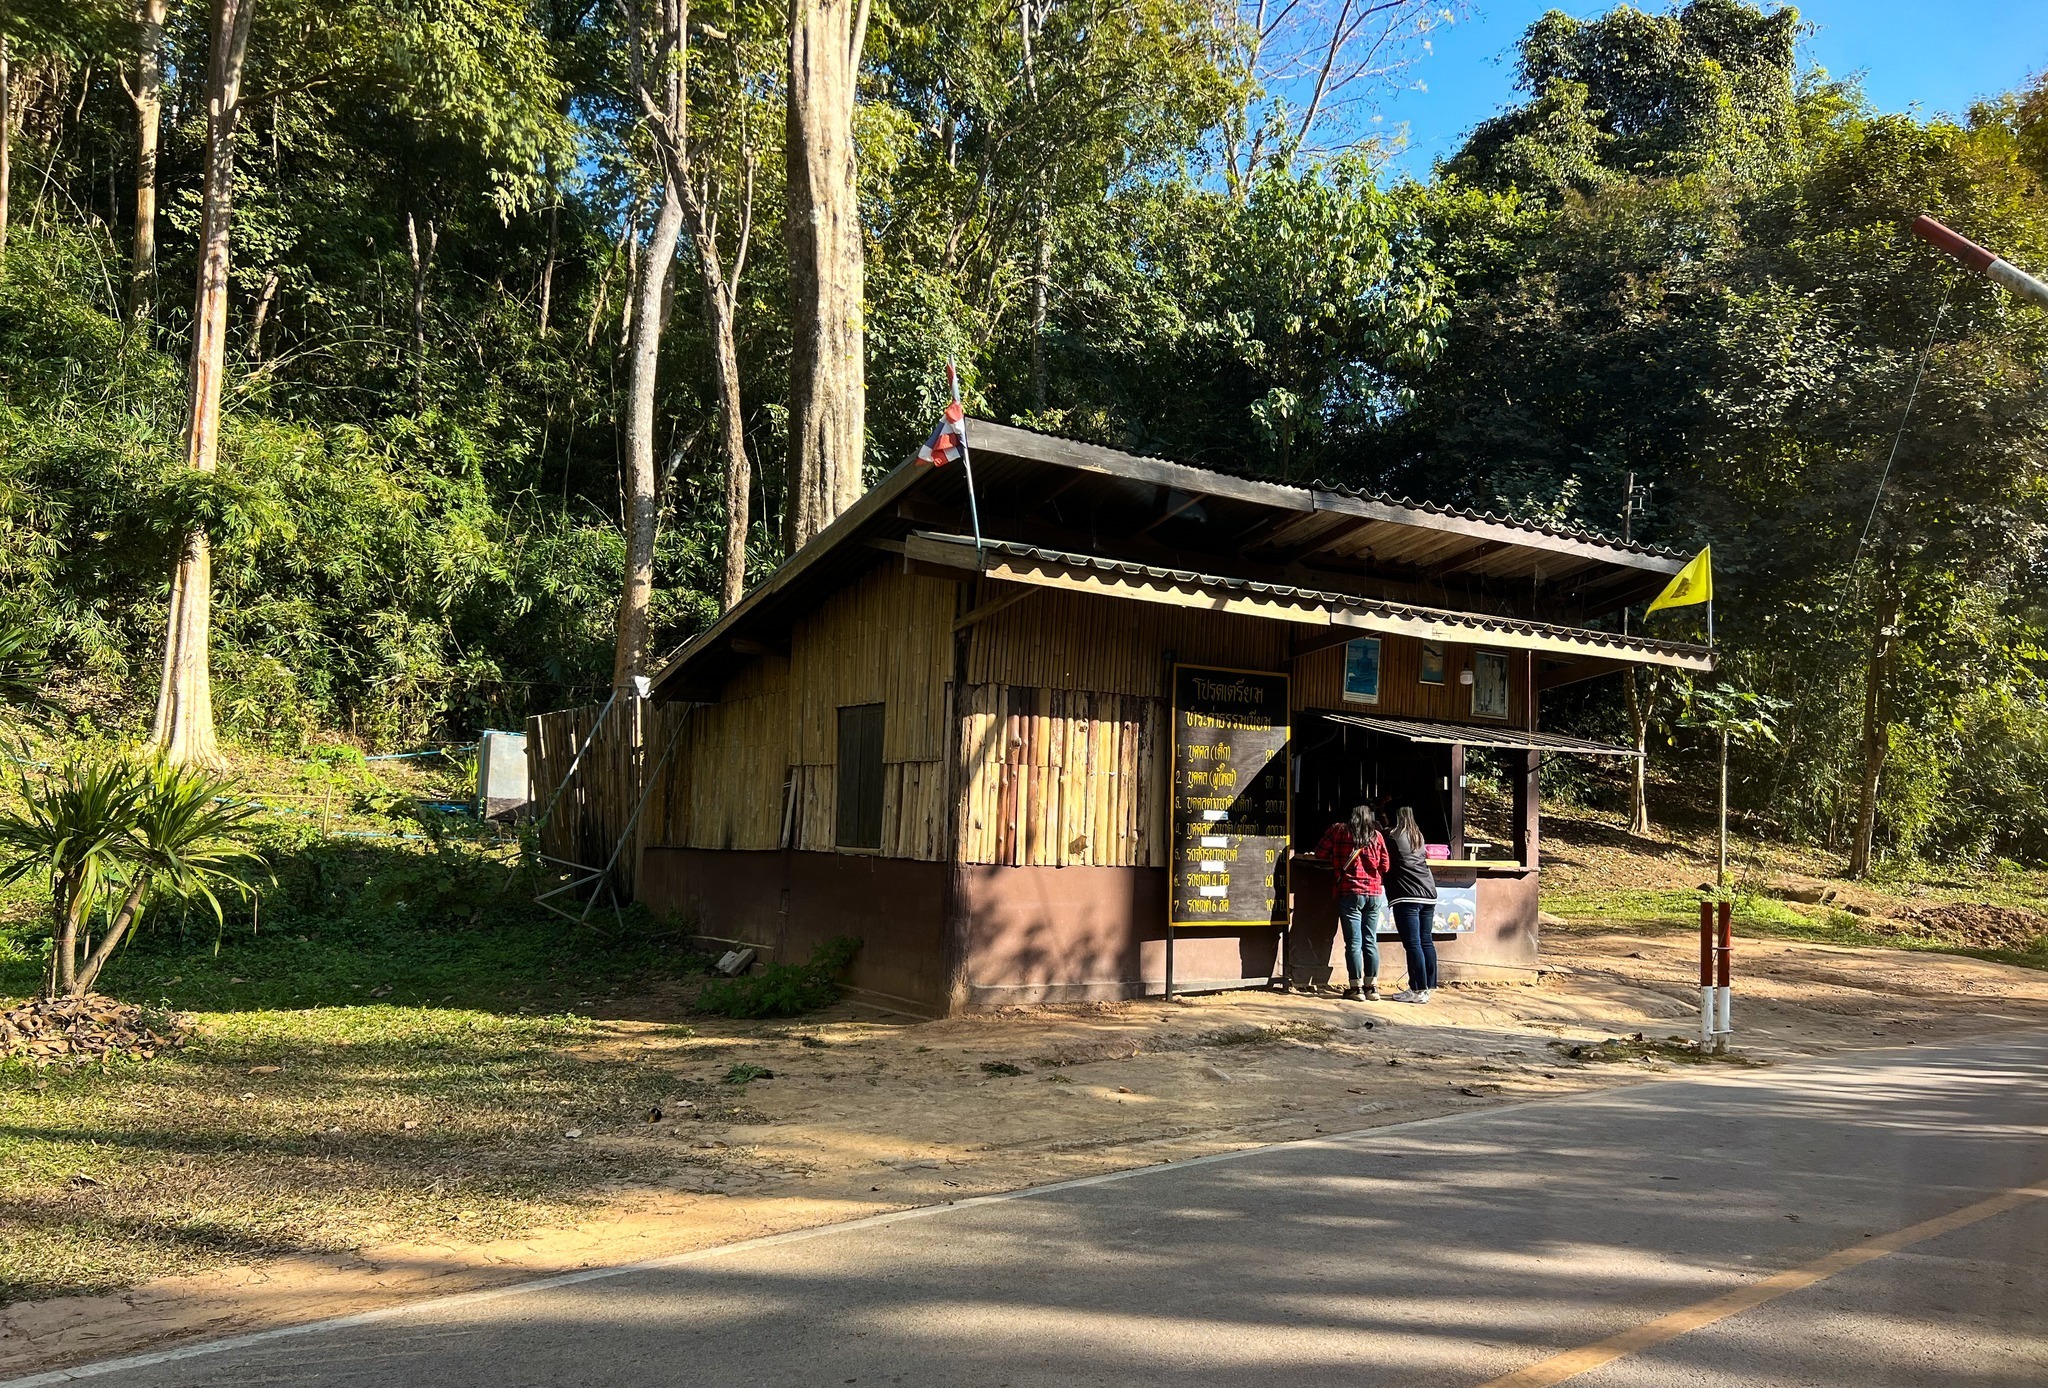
[1476,1181,2048,1388]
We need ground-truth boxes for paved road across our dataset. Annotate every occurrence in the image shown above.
[15,1034,2047,1388]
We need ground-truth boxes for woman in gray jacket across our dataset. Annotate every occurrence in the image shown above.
[1383,807,1438,1003]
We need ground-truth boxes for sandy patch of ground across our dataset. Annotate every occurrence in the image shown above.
[5,927,2047,1378]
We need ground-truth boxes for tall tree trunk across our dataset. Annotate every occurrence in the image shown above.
[1847,587,1899,878]
[610,183,684,687]
[151,0,255,771]
[537,189,559,335]
[1625,667,1651,836]
[248,267,278,358]
[702,248,750,611]
[405,210,437,402]
[0,25,12,272]
[634,0,758,613]
[127,0,168,323]
[1028,214,1049,412]
[783,0,867,552]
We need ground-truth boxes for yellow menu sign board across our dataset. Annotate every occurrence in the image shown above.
[1169,665,1291,929]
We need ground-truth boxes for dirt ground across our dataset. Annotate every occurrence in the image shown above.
[6,924,2047,1379]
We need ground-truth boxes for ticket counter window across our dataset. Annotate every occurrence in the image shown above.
[1292,715,1456,854]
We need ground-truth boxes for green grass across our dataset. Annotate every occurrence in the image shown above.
[0,744,731,1304]
[0,1006,716,1302]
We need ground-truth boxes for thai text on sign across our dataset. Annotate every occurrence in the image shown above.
[1169,666,1290,928]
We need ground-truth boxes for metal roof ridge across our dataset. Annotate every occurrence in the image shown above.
[967,418,1687,562]
[919,532,1709,658]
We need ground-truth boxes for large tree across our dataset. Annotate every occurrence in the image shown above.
[611,0,688,687]
[152,0,257,769]
[632,0,773,614]
[782,0,866,551]
[124,0,169,323]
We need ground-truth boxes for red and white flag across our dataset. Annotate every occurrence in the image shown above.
[917,398,967,467]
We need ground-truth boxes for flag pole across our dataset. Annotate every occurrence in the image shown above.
[949,361,985,567]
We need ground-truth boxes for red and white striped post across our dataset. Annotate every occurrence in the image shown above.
[1699,900,1733,1051]
[1698,901,1715,1048]
[1910,216,2048,311]
[1716,899,1733,1054]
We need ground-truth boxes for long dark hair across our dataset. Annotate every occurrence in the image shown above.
[1347,804,1377,841]
[1391,806,1423,853]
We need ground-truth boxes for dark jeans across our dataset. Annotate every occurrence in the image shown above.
[1336,892,1385,986]
[1393,901,1437,991]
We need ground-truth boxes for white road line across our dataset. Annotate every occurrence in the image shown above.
[8,1033,2038,1386]
[1,1097,1562,1386]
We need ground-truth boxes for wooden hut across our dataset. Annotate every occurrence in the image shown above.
[530,423,1712,1015]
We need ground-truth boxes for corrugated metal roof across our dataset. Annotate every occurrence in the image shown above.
[939,535,1710,667]
[983,422,1686,563]
[1318,713,1641,758]
[648,421,1700,699]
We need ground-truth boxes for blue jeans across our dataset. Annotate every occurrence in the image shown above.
[1393,901,1438,991]
[1336,892,1385,987]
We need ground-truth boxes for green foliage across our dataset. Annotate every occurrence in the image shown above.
[694,936,861,1018]
[7,0,2048,883]
[0,751,269,994]
[0,624,50,712]
[0,753,142,950]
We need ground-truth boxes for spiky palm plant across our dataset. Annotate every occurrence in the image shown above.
[0,755,143,997]
[0,624,48,711]
[73,760,267,995]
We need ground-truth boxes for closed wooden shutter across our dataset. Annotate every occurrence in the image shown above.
[836,703,885,850]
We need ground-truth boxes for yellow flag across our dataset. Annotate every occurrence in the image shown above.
[1646,547,1713,616]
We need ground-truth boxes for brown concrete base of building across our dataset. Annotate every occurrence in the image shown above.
[961,865,1283,1009]
[638,848,1542,1016]
[639,847,950,1016]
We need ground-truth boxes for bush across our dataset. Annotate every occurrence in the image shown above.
[694,937,861,1019]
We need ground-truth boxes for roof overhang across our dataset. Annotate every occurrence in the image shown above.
[905,532,1715,673]
[1318,712,1641,758]
[647,420,1706,700]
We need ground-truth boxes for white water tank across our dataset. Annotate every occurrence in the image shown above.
[477,730,530,819]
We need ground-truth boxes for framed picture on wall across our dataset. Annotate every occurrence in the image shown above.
[1419,642,1446,686]
[1342,637,1381,704]
[1472,651,1510,719]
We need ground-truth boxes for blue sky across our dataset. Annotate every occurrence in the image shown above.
[1371,1,2048,178]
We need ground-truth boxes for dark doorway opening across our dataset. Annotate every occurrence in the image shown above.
[1291,712,1458,852]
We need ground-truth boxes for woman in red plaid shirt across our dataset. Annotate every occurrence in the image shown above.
[1313,805,1390,1001]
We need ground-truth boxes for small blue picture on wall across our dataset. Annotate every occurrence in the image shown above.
[1342,637,1381,704]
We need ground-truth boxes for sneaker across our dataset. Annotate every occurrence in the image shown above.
[1409,989,1432,1004]
[1363,986,1382,1001]
[1341,985,1365,1001]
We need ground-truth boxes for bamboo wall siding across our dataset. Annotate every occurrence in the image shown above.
[956,683,1168,868]
[967,588,1291,696]
[791,760,950,858]
[531,565,961,893]
[670,655,791,851]
[527,697,694,899]
[535,565,1552,897]
[1291,635,1529,725]
[790,566,954,764]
